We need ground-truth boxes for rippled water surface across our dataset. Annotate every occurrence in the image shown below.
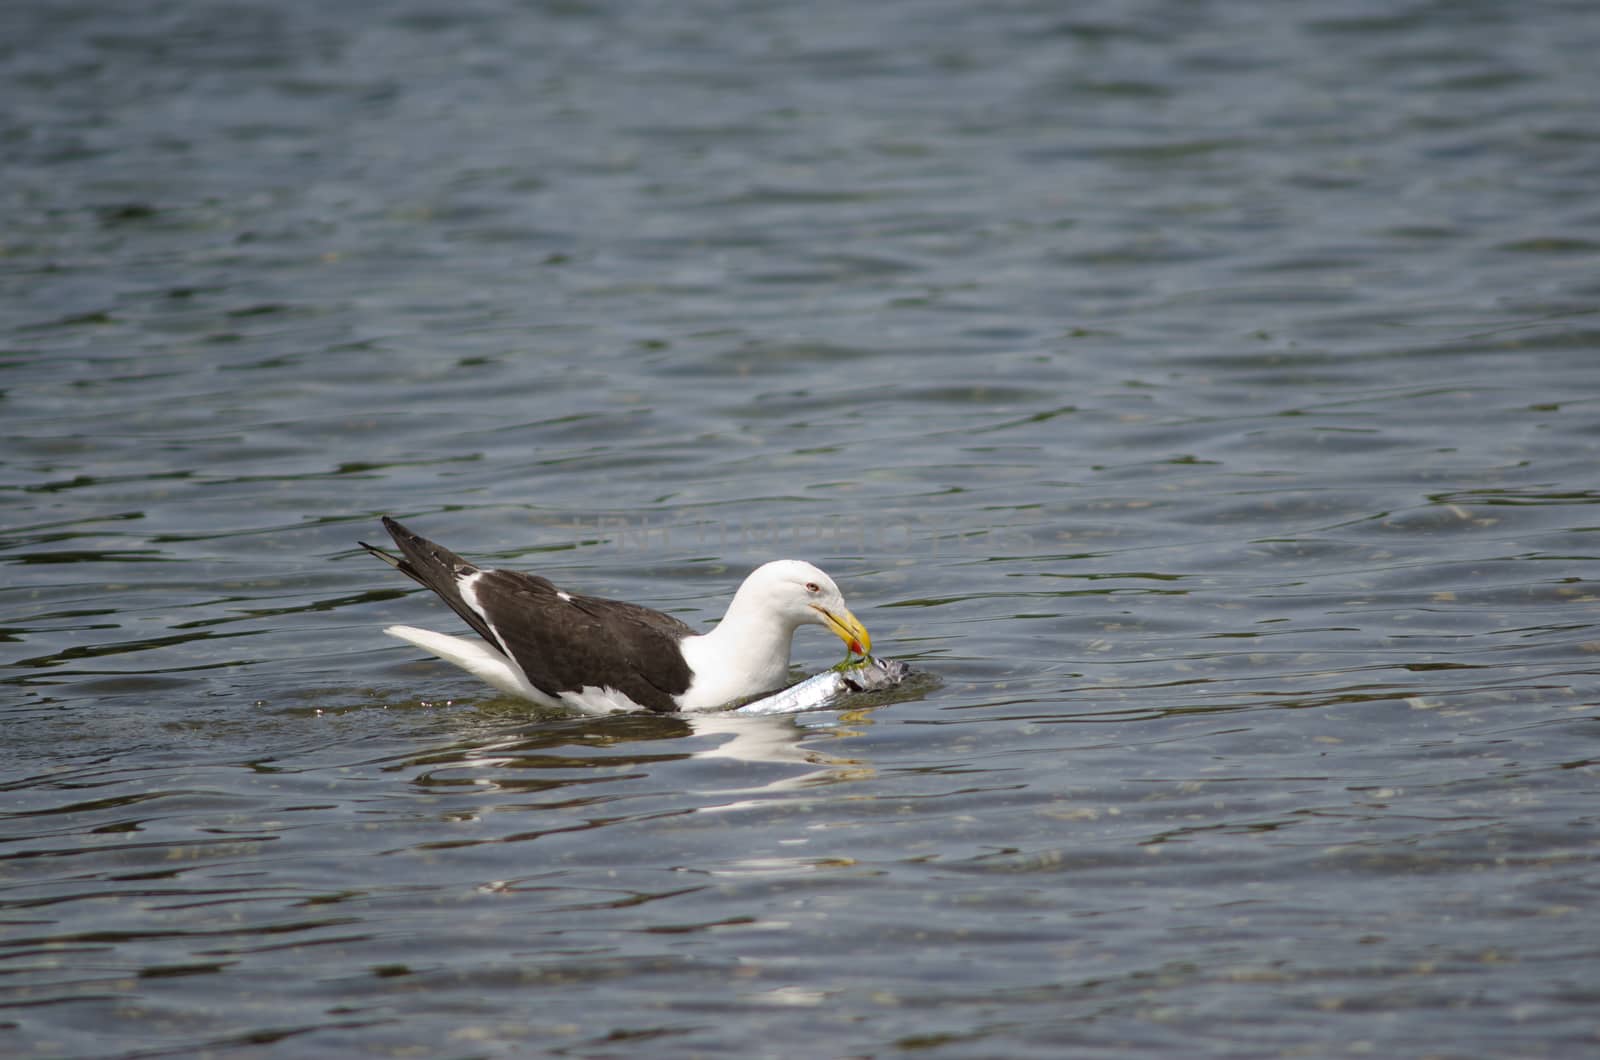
[5,1,1599,1056]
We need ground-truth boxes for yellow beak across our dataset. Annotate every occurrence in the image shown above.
[811,604,872,657]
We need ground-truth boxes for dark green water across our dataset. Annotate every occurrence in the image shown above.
[4,1,1598,1056]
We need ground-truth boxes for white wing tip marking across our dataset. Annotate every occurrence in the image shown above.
[454,570,510,652]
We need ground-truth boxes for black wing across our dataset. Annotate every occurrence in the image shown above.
[364,516,697,713]
[469,571,696,712]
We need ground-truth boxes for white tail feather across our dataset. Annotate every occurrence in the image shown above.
[383,625,549,703]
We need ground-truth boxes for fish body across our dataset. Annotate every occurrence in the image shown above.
[731,656,910,716]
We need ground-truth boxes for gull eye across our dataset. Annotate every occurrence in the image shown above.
[805,581,821,593]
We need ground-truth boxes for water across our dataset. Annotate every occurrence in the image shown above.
[4,0,1599,1056]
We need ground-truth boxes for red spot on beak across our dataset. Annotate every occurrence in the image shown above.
[849,639,863,654]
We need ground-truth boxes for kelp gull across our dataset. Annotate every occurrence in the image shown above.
[361,516,872,714]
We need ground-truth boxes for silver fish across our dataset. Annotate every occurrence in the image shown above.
[730,656,911,716]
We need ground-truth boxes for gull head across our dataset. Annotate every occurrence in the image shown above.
[742,560,872,656]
